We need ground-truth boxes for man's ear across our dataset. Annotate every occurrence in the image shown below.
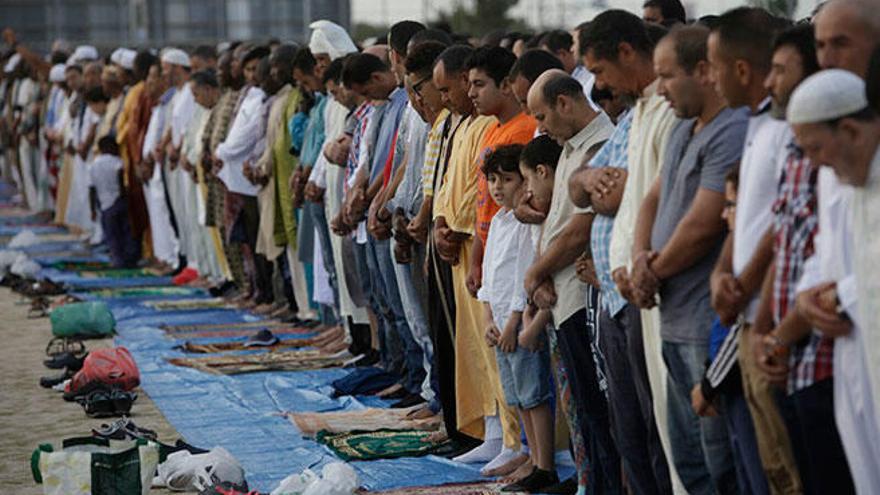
[536,163,550,179]
[734,59,751,87]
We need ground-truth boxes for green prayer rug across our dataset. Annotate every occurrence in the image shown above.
[77,268,155,279]
[316,429,449,461]
[85,287,200,298]
[51,260,114,272]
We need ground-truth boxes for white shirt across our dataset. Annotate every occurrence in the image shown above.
[216,86,266,196]
[170,82,196,148]
[733,106,791,322]
[88,153,123,210]
[571,65,600,111]
[477,208,536,330]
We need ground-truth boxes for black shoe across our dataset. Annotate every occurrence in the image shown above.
[391,393,426,409]
[44,351,87,371]
[541,475,577,494]
[503,467,559,493]
[208,281,237,297]
[383,387,409,400]
[243,329,279,347]
[40,369,73,388]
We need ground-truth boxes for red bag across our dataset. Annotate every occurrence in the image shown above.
[66,347,140,396]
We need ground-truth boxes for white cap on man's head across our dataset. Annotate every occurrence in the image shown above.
[69,45,98,64]
[787,69,868,124]
[308,20,358,60]
[161,47,191,68]
[119,49,136,70]
[49,64,67,83]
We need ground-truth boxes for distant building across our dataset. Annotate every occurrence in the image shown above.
[0,0,350,52]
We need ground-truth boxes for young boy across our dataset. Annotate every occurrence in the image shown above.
[89,136,139,267]
[478,143,556,492]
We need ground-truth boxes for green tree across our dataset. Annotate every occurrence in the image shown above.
[749,0,798,18]
[436,0,528,37]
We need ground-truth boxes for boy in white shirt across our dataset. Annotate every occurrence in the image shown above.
[477,144,556,492]
[89,136,139,267]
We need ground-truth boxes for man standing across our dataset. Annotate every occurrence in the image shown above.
[632,26,745,495]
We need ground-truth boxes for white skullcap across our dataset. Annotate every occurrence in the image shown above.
[309,20,358,60]
[161,47,191,68]
[4,53,20,73]
[110,48,126,67]
[119,49,136,70]
[69,45,98,64]
[49,64,67,83]
[787,69,868,125]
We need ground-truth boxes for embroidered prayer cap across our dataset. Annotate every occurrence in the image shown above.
[309,20,358,60]
[49,64,66,83]
[3,53,20,73]
[69,45,98,64]
[161,47,191,68]
[787,69,868,125]
[111,48,136,70]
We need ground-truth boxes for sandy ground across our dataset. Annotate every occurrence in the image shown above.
[0,286,181,494]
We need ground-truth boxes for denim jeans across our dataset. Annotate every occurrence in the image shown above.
[353,239,402,375]
[391,239,437,402]
[720,390,769,495]
[598,304,672,495]
[662,340,737,495]
[367,236,424,395]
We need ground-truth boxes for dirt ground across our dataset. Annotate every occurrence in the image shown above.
[0,286,182,494]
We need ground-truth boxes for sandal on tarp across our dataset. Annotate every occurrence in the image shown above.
[76,388,137,417]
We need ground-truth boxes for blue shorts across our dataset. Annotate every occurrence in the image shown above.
[495,335,553,410]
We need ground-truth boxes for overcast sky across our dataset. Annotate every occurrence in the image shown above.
[351,0,820,28]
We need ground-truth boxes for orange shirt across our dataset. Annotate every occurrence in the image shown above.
[475,111,537,243]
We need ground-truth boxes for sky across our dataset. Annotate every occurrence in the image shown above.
[351,0,820,28]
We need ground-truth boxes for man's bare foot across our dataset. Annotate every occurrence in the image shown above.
[253,302,279,315]
[407,406,436,420]
[376,383,403,398]
[321,338,349,354]
[423,430,448,443]
[269,305,291,319]
[313,326,344,346]
[499,457,533,482]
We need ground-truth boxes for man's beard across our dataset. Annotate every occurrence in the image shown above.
[769,97,787,120]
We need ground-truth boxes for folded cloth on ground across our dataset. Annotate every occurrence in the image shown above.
[167,349,349,375]
[355,482,522,494]
[154,447,246,492]
[163,325,313,340]
[331,367,400,397]
[316,429,451,461]
[287,407,441,438]
[145,297,232,311]
[176,338,314,354]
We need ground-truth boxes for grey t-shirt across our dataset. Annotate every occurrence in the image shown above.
[651,106,749,343]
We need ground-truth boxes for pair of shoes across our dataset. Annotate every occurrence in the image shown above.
[391,393,427,409]
[92,417,158,441]
[44,351,87,371]
[502,467,560,492]
[541,476,577,494]
[209,281,238,298]
[39,368,75,388]
[76,388,138,418]
[243,329,279,347]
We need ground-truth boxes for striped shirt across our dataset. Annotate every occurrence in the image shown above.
[421,109,450,198]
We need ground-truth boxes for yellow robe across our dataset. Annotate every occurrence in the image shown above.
[433,114,521,449]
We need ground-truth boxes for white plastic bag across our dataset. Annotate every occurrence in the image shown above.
[272,463,358,495]
[0,249,24,272]
[9,230,40,248]
[270,469,319,495]
[154,447,245,492]
[11,257,41,277]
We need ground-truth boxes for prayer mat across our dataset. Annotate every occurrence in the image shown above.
[161,320,288,333]
[50,260,115,271]
[85,287,201,298]
[287,407,442,438]
[77,267,155,278]
[167,349,348,375]
[164,326,314,340]
[316,429,450,461]
[177,338,314,354]
[356,482,523,494]
[145,297,232,311]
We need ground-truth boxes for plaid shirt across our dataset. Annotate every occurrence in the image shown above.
[772,142,833,394]
[344,101,374,193]
[589,111,632,317]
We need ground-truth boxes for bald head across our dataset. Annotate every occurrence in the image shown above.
[528,69,595,142]
[815,0,880,77]
[364,44,390,64]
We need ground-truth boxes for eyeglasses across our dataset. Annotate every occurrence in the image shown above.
[723,200,737,210]
[411,75,432,97]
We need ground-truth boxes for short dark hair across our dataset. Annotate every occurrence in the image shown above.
[590,84,614,104]
[133,50,158,81]
[665,25,709,74]
[541,74,584,108]
[84,86,108,103]
[643,0,687,24]
[772,23,820,79]
[322,55,347,85]
[578,9,652,60]
[725,165,739,189]
[342,53,389,87]
[271,43,299,85]
[292,47,317,73]
[191,69,219,88]
[97,135,119,156]
[192,44,217,61]
[482,144,524,177]
[540,30,574,53]
[645,22,670,47]
[521,135,562,171]
[868,43,880,113]
[405,41,447,77]
[243,45,270,66]
[65,64,83,74]
[464,46,516,86]
[435,45,474,74]
[509,49,564,84]
[409,29,453,49]
[389,20,426,56]
[712,7,782,74]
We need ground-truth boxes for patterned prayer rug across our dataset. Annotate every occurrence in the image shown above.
[85,287,201,298]
[50,260,114,271]
[167,349,348,375]
[161,320,288,333]
[77,267,155,278]
[144,297,232,311]
[316,429,449,461]
[177,338,314,354]
[286,407,441,438]
[356,482,524,494]
[164,326,314,340]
